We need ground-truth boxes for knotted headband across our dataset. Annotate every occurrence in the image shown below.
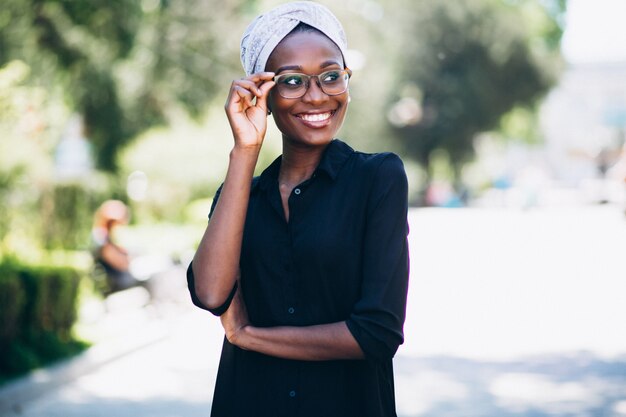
[240,1,348,76]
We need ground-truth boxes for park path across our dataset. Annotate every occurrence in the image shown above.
[2,206,626,417]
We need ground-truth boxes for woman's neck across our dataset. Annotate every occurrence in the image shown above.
[278,139,329,187]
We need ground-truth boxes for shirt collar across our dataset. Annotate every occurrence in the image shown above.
[315,139,354,180]
[257,139,354,191]
[258,154,282,191]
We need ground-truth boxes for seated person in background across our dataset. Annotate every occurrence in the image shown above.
[92,200,139,293]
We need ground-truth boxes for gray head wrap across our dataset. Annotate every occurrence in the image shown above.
[240,1,348,76]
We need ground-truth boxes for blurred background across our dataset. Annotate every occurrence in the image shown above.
[1,0,625,416]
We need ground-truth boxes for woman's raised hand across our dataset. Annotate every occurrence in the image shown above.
[225,72,276,150]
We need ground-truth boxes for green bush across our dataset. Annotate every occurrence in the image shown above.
[41,183,100,250]
[0,260,26,344]
[0,257,88,381]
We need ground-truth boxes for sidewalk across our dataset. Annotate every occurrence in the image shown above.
[0,286,176,415]
[0,265,203,416]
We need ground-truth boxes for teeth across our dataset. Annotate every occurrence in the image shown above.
[300,112,331,122]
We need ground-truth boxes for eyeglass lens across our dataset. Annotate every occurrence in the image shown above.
[275,70,350,99]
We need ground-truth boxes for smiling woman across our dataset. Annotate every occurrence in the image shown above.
[186,2,410,417]
[265,25,350,152]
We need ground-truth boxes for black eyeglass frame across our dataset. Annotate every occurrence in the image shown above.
[272,68,353,99]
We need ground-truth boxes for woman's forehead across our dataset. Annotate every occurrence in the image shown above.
[266,31,344,72]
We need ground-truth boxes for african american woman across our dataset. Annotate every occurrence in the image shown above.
[187,2,410,416]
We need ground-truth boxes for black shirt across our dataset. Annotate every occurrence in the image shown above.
[187,139,410,417]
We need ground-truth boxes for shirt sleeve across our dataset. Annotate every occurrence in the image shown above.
[187,262,238,316]
[345,154,410,362]
[186,184,238,316]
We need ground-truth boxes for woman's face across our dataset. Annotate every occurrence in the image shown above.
[265,30,349,147]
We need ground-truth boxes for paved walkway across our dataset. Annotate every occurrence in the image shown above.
[2,206,626,417]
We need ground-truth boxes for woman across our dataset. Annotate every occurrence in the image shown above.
[187,2,409,416]
[92,200,137,293]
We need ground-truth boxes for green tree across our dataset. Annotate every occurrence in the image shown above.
[387,0,565,196]
[0,0,254,171]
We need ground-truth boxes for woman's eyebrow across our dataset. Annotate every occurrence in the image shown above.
[276,65,303,74]
[275,60,342,74]
[320,60,341,68]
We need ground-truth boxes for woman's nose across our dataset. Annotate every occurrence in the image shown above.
[301,77,328,104]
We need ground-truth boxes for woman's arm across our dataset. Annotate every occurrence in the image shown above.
[192,147,258,309]
[100,243,130,271]
[238,322,364,361]
[221,289,364,361]
[192,73,275,310]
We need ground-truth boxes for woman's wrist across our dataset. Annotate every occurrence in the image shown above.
[228,145,261,170]
[231,142,262,157]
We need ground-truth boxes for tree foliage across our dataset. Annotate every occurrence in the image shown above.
[388,0,565,181]
[0,0,254,171]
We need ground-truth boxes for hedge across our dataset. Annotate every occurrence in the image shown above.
[0,257,88,381]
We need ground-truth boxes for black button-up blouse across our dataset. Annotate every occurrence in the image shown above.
[187,139,410,417]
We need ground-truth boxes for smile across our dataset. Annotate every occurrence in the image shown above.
[296,111,334,122]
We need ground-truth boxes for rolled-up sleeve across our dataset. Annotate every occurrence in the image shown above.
[186,184,237,316]
[346,154,410,361]
[187,262,238,315]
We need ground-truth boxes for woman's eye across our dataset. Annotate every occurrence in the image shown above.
[282,76,304,87]
[321,72,340,83]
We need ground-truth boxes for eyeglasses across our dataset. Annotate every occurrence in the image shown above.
[273,68,352,99]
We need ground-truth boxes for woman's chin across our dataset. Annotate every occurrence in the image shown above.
[283,131,336,148]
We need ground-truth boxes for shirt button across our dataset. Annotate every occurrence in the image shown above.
[289,390,296,398]
[294,188,301,195]
[288,307,295,314]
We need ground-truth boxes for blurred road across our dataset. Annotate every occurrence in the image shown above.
[3,205,626,417]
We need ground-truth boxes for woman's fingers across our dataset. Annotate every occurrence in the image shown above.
[228,74,275,112]
[224,72,275,145]
[233,85,254,108]
[232,72,274,97]
[235,79,263,97]
[255,80,276,111]
[247,71,275,83]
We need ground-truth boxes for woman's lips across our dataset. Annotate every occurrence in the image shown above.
[295,111,335,128]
